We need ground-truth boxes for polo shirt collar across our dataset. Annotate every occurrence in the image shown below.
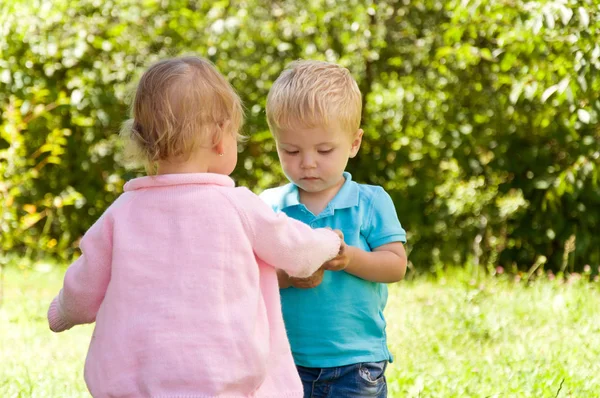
[281,172,359,210]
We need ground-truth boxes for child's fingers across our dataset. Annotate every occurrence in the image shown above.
[323,260,344,271]
[290,276,310,284]
[291,278,320,289]
[289,278,305,288]
[325,254,342,263]
[289,271,324,288]
[333,229,344,240]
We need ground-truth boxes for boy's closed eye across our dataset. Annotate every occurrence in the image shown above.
[282,148,333,155]
[317,148,333,154]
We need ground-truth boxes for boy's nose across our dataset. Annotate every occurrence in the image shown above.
[300,154,316,169]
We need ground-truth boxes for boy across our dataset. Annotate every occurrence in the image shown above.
[260,60,407,398]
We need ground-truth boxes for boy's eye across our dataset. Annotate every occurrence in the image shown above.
[318,149,333,154]
[284,150,299,155]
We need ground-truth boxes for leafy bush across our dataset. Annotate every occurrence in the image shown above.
[1,0,598,271]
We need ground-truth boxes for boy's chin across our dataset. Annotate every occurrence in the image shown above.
[294,175,346,193]
[296,180,338,194]
[293,179,322,192]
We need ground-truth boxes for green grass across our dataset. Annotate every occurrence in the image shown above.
[1,263,599,397]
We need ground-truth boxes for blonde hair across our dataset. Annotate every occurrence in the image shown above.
[266,60,362,135]
[121,56,243,170]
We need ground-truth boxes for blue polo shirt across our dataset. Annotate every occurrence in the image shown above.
[260,172,406,368]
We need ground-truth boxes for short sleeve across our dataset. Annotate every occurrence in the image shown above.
[364,187,406,249]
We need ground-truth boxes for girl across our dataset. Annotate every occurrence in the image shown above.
[47,56,342,398]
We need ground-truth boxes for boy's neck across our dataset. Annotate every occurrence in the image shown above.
[298,176,345,216]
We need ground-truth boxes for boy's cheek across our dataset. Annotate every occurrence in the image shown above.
[280,163,299,177]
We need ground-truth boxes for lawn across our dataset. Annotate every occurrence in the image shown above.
[1,263,599,397]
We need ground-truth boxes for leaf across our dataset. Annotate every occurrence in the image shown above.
[532,16,543,35]
[577,75,588,93]
[70,89,83,105]
[544,10,555,30]
[500,52,517,72]
[435,46,454,60]
[592,45,600,62]
[558,5,573,25]
[577,109,591,124]
[534,179,551,190]
[480,48,493,61]
[578,7,589,28]
[541,85,558,103]
[23,204,37,214]
[557,77,570,94]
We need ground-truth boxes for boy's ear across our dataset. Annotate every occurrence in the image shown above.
[349,129,363,158]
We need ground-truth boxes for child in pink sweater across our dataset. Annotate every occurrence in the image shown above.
[47,55,342,398]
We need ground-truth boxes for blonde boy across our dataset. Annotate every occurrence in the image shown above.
[260,60,408,398]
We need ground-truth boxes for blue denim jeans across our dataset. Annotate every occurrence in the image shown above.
[297,361,388,398]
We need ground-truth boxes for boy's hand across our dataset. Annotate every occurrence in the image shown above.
[289,266,325,289]
[322,230,353,271]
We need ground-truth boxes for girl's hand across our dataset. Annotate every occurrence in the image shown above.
[289,266,325,289]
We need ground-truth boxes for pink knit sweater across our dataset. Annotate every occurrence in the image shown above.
[47,173,341,398]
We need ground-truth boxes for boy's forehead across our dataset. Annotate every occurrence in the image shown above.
[277,136,337,148]
[276,124,350,144]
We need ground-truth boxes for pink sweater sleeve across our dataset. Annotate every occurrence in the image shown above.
[48,213,113,332]
[233,188,341,278]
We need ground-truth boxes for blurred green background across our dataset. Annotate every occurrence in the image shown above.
[1,0,599,272]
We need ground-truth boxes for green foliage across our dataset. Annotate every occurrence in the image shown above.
[1,0,599,270]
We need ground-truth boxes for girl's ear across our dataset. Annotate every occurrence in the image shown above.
[217,120,232,136]
[349,129,363,158]
[211,121,231,154]
[213,138,225,156]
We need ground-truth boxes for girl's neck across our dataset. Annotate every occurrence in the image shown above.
[156,161,209,175]
[156,150,211,175]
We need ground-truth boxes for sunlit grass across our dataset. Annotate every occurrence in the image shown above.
[1,263,599,397]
